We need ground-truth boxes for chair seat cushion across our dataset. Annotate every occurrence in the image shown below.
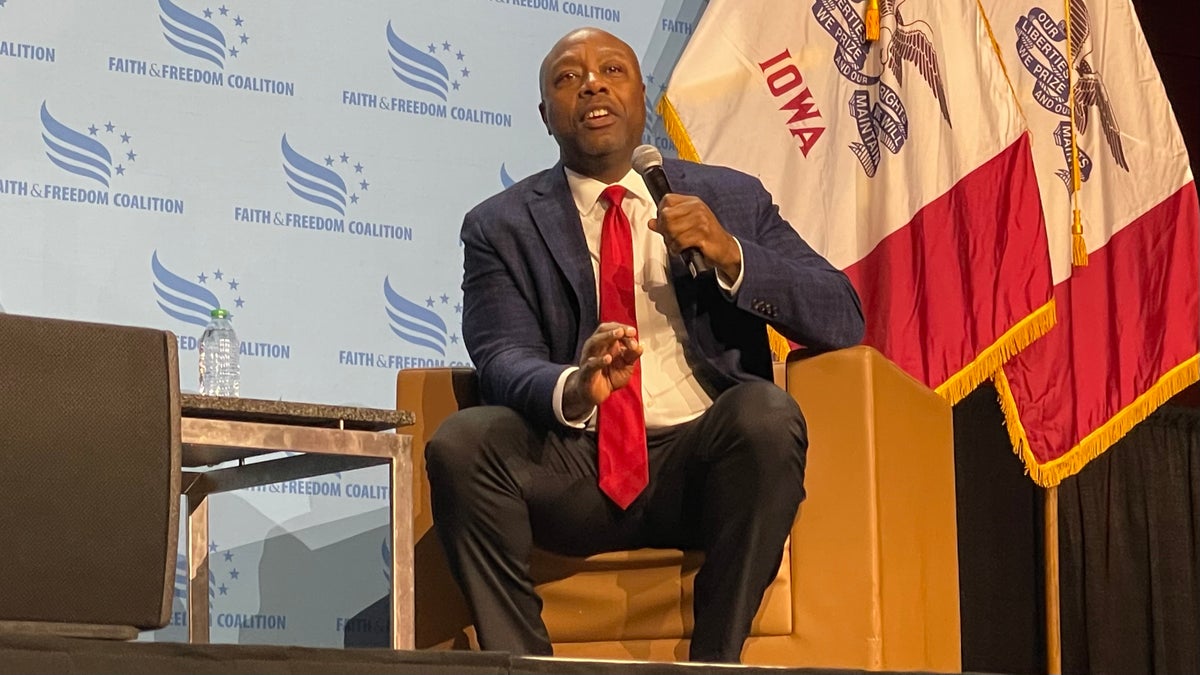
[531,541,793,642]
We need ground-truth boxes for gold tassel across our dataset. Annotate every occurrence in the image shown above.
[1071,209,1088,267]
[865,0,880,41]
[767,327,791,363]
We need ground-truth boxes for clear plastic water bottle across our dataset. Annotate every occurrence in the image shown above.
[198,308,240,396]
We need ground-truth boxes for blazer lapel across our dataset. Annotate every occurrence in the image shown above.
[528,163,597,326]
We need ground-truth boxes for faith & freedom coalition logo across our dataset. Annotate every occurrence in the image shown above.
[339,21,511,128]
[488,0,623,24]
[230,133,415,243]
[151,249,291,360]
[337,276,469,371]
[162,545,286,632]
[0,0,57,64]
[0,102,184,215]
[106,0,294,97]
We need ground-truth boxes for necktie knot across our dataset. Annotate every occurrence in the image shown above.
[602,184,627,210]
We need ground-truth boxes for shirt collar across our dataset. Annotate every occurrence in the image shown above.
[563,166,653,217]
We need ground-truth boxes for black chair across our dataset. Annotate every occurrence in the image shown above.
[0,313,181,638]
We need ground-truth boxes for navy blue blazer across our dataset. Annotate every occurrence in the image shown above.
[460,157,864,429]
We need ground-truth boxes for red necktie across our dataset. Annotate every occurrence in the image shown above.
[597,185,648,509]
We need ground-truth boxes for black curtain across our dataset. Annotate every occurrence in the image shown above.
[1058,404,1200,674]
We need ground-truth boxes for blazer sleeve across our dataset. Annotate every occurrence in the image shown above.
[723,173,866,352]
[459,207,567,429]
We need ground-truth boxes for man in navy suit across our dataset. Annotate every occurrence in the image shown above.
[426,27,865,663]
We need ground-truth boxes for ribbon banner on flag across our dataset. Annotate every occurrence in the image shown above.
[661,0,1054,403]
[982,0,1199,485]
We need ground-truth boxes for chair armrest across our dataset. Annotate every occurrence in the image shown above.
[396,367,479,535]
[777,345,960,671]
[396,367,480,649]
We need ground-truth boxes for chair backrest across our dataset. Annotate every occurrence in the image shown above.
[0,313,182,631]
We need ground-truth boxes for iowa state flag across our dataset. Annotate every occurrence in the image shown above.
[661,0,1054,402]
[982,0,1199,485]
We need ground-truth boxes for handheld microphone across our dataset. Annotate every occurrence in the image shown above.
[631,144,712,278]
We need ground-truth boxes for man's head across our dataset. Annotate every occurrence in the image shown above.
[538,28,646,184]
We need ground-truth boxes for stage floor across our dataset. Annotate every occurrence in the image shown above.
[0,633,991,675]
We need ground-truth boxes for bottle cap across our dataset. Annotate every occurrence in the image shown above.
[210,308,229,319]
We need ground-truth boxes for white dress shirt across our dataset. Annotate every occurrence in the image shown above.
[551,167,744,429]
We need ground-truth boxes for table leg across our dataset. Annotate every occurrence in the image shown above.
[390,451,414,650]
[187,492,210,644]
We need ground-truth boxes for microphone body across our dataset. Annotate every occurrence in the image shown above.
[631,146,712,279]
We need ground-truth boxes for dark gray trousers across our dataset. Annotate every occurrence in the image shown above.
[425,380,808,663]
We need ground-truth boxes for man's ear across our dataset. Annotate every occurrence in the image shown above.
[538,102,551,135]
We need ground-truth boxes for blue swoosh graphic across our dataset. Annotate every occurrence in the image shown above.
[151,250,220,327]
[40,102,112,187]
[159,0,226,70]
[281,134,348,215]
[384,276,447,355]
[386,21,450,101]
[381,539,391,582]
[500,163,515,189]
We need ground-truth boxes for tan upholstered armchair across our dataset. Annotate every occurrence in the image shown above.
[397,346,960,671]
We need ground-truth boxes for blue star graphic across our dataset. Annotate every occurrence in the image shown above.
[647,74,655,84]
[87,124,98,135]
[339,152,349,163]
[218,583,228,595]
[461,67,470,78]
[442,40,451,51]
[427,43,436,54]
[350,194,359,204]
[203,7,213,18]
[209,541,218,553]
[451,81,460,91]
[239,34,249,44]
[440,293,449,304]
[425,297,435,308]
[126,150,137,161]
[454,303,462,313]
[120,132,131,143]
[229,568,240,579]
[324,155,334,167]
[234,297,245,308]
[197,272,208,284]
[115,165,126,176]
[354,162,363,173]
[223,551,234,562]
[234,15,244,27]
[213,269,224,280]
[228,279,239,290]
[229,46,239,57]
[104,121,115,132]
[659,83,667,92]
[359,180,369,191]
[450,334,459,344]
[456,50,464,61]
[218,4,229,16]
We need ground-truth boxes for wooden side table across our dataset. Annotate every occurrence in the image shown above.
[179,395,414,649]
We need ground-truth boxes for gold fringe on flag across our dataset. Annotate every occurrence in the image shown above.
[1064,0,1089,267]
[935,299,1057,405]
[995,355,1200,487]
[865,0,880,41]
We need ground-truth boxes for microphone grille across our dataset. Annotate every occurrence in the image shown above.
[631,144,664,175]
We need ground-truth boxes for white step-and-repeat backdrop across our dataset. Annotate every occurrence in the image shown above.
[1,0,706,647]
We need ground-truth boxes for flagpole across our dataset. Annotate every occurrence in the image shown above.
[1045,485,1061,675]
